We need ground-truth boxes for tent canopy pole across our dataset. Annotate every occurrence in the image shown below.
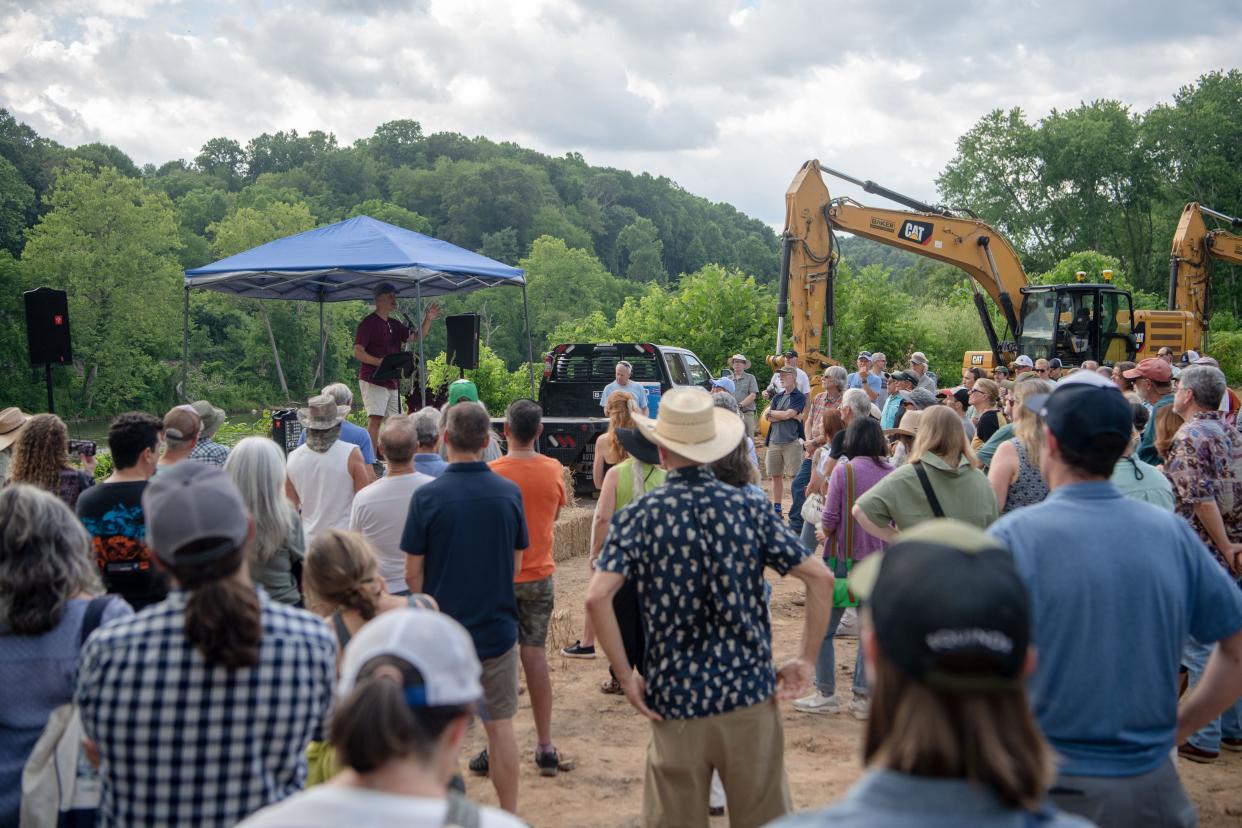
[416,281,426,408]
[181,286,190,400]
[522,282,535,397]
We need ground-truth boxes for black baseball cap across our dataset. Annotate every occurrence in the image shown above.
[783,349,798,358]
[849,520,1030,692]
[615,427,661,466]
[1023,381,1133,455]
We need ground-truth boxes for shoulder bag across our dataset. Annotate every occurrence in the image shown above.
[912,461,946,518]
[825,462,860,608]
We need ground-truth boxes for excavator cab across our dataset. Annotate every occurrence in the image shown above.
[1016,285,1136,367]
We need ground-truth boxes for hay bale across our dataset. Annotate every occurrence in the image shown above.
[553,506,594,562]
[547,608,575,654]
[561,465,578,509]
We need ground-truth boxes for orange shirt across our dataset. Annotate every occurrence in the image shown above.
[489,453,567,583]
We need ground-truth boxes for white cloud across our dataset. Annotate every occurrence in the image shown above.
[0,0,1238,226]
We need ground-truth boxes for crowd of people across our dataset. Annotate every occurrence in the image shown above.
[0,338,1240,828]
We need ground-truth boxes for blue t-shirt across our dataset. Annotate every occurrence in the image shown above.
[297,419,375,464]
[768,769,1093,828]
[988,481,1242,777]
[413,452,449,478]
[880,395,903,430]
[600,380,648,412]
[399,462,528,660]
[847,371,884,397]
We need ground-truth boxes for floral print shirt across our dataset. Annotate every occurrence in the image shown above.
[1165,410,1242,571]
[597,465,809,719]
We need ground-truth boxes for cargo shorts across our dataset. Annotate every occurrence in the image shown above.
[514,575,555,647]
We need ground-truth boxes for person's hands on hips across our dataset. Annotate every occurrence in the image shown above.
[775,658,814,700]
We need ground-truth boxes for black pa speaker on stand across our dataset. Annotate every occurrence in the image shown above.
[24,287,72,413]
[445,313,480,374]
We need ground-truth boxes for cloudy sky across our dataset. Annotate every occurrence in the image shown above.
[2,0,1239,226]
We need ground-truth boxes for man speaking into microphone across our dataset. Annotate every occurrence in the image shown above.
[354,282,440,455]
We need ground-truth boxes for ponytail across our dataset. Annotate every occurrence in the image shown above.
[173,543,261,669]
[330,655,466,772]
[304,530,382,619]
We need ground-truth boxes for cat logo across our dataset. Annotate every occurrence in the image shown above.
[899,220,934,245]
[970,354,985,365]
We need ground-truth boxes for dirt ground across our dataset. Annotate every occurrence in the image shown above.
[461,504,1242,828]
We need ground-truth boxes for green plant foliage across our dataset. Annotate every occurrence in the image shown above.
[424,344,538,415]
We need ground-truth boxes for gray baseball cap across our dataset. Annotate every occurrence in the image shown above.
[142,462,249,566]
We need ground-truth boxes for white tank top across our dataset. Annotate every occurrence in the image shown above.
[286,439,356,546]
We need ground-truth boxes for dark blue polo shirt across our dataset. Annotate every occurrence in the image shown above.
[400,461,528,660]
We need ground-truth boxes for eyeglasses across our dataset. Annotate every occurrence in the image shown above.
[1036,368,1049,374]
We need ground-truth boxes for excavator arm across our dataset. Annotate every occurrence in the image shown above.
[778,160,1029,368]
[1169,202,1242,349]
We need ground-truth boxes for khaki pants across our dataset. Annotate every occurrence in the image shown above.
[741,411,756,439]
[643,698,790,828]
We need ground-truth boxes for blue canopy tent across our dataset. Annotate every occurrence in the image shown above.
[183,215,535,406]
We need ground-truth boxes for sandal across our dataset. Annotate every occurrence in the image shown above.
[600,677,624,695]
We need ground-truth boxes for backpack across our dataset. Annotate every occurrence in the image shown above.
[20,596,111,828]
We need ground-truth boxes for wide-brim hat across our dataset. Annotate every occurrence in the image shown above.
[190,400,226,436]
[730,353,751,368]
[615,427,661,466]
[630,387,743,465]
[298,394,349,430]
[0,407,31,452]
[884,409,924,439]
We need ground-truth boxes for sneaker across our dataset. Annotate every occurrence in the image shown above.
[709,806,726,817]
[600,677,624,695]
[468,748,489,776]
[1177,742,1218,763]
[561,640,596,659]
[773,502,783,516]
[792,691,841,714]
[535,748,559,778]
[848,696,870,721]
[466,749,486,779]
[1221,738,1242,752]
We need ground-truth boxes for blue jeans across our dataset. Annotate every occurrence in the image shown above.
[1183,633,1242,752]
[787,458,813,534]
[813,557,867,698]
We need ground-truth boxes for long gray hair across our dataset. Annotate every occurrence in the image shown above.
[0,484,102,635]
[225,437,297,566]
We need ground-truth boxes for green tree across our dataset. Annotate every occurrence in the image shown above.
[425,343,537,414]
[616,217,667,283]
[363,119,424,168]
[195,137,247,188]
[20,162,182,415]
[0,251,44,410]
[0,155,35,254]
[348,199,432,233]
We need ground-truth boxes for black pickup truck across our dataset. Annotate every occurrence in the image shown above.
[530,343,715,494]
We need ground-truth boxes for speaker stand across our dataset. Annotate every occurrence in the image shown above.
[44,363,54,414]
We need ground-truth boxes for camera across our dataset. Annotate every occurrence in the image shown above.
[69,439,97,457]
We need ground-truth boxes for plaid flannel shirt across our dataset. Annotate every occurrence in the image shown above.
[188,438,231,467]
[76,588,336,827]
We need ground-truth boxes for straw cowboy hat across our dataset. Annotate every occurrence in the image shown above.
[630,387,744,465]
[298,394,349,430]
[730,353,751,368]
[0,407,31,452]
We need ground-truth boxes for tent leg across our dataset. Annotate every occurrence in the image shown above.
[181,286,190,400]
[522,282,535,397]
[416,282,426,408]
[317,297,326,391]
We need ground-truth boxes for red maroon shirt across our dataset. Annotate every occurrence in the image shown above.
[355,312,409,389]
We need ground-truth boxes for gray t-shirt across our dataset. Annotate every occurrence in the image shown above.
[768,769,1093,828]
[730,372,759,412]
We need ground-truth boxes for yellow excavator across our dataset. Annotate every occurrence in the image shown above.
[770,160,1209,375]
[1167,201,1242,354]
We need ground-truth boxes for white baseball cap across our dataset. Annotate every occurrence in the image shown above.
[338,609,483,708]
[1013,355,1034,368]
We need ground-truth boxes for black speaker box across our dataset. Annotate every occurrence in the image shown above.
[25,287,72,366]
[445,313,480,370]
